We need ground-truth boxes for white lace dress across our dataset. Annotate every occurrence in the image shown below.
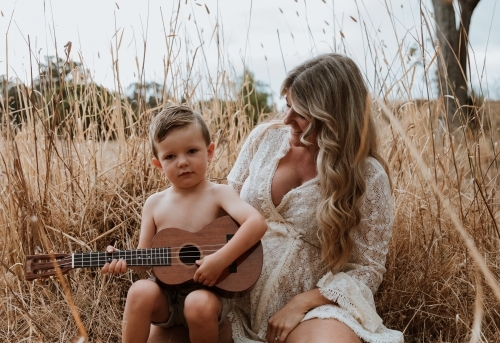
[227,123,404,343]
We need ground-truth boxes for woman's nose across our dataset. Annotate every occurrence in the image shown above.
[283,107,296,124]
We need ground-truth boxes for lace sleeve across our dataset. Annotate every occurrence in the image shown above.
[343,159,394,293]
[227,123,270,194]
[313,159,393,332]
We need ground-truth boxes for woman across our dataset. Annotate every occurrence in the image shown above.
[226,53,403,343]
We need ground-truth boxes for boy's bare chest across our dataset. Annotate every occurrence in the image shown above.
[152,194,225,233]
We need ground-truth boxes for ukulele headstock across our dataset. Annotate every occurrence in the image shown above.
[24,253,73,281]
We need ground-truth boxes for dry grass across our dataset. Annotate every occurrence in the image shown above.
[2,89,500,343]
[2,2,500,342]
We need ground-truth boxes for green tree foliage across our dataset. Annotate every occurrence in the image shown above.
[0,57,157,140]
[239,71,272,126]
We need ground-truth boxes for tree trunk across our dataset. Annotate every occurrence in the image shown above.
[431,0,480,129]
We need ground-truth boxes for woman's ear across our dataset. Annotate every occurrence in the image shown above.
[207,142,215,162]
[152,158,162,169]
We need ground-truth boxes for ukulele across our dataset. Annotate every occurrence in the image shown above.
[24,216,263,298]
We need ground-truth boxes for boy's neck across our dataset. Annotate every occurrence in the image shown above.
[170,178,211,195]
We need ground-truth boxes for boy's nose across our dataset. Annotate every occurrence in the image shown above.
[177,155,189,167]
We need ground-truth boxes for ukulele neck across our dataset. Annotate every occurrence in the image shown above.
[72,247,171,268]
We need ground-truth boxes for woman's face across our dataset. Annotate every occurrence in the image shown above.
[284,95,314,147]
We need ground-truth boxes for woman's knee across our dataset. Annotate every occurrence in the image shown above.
[183,289,221,323]
[286,318,361,343]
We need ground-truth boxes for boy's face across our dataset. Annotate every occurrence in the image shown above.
[152,123,214,189]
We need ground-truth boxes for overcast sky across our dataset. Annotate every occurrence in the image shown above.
[1,0,499,106]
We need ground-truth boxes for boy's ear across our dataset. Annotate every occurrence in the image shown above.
[207,142,215,162]
[152,158,162,169]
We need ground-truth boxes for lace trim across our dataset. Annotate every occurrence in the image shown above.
[317,272,383,333]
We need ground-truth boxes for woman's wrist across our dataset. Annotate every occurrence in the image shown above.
[293,288,334,314]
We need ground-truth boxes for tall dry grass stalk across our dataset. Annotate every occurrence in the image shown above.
[0,72,256,342]
[1,2,500,342]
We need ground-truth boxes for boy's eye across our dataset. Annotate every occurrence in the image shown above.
[188,149,198,154]
[165,155,174,160]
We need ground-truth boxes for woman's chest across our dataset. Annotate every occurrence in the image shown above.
[270,149,317,207]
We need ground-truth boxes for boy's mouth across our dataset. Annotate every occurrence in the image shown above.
[179,171,193,176]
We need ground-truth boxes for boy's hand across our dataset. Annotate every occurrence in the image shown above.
[193,253,226,287]
[101,246,128,274]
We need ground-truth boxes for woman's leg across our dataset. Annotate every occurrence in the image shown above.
[285,318,362,343]
[122,279,169,343]
[183,289,223,343]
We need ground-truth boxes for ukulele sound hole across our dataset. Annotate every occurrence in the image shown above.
[179,245,200,265]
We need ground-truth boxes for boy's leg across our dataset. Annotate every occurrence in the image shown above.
[122,279,169,343]
[147,317,233,343]
[183,289,223,343]
[148,324,190,343]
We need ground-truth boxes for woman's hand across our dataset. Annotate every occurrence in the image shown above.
[266,289,333,343]
[265,295,309,343]
[101,246,128,274]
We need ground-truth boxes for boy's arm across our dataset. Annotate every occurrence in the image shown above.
[193,185,267,286]
[102,194,158,274]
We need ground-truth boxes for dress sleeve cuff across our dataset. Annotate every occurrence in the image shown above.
[317,272,383,333]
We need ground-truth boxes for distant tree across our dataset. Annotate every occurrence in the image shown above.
[431,0,481,128]
[239,72,272,126]
[126,81,164,113]
[1,57,119,139]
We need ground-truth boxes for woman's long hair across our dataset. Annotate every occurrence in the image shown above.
[280,53,389,273]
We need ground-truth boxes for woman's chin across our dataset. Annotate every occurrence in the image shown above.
[289,137,302,147]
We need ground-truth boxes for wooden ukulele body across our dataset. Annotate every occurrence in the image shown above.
[152,216,263,298]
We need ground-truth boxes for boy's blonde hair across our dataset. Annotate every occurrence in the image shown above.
[149,105,211,158]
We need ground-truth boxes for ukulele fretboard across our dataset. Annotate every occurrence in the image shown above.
[72,247,171,268]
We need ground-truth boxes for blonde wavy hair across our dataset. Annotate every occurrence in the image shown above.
[280,53,390,273]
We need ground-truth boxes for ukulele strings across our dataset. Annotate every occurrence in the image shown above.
[104,243,228,251]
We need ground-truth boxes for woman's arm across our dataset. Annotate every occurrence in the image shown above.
[266,288,332,343]
[306,159,393,332]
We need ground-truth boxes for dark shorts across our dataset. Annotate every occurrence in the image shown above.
[150,279,233,328]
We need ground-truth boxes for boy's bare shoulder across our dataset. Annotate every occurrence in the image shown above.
[207,182,238,198]
[144,188,171,207]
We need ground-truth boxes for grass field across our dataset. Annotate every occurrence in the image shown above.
[2,2,500,342]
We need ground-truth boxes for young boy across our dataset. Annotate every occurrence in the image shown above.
[102,105,267,343]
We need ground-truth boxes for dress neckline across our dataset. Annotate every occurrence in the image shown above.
[268,129,319,210]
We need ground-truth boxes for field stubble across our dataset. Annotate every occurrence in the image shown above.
[1,89,500,342]
[1,36,500,342]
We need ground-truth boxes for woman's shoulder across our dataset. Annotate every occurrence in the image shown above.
[364,156,390,186]
[251,120,288,136]
[246,120,288,147]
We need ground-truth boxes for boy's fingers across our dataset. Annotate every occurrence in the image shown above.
[117,259,127,272]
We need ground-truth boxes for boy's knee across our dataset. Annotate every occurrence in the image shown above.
[127,279,161,306]
[184,289,221,323]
